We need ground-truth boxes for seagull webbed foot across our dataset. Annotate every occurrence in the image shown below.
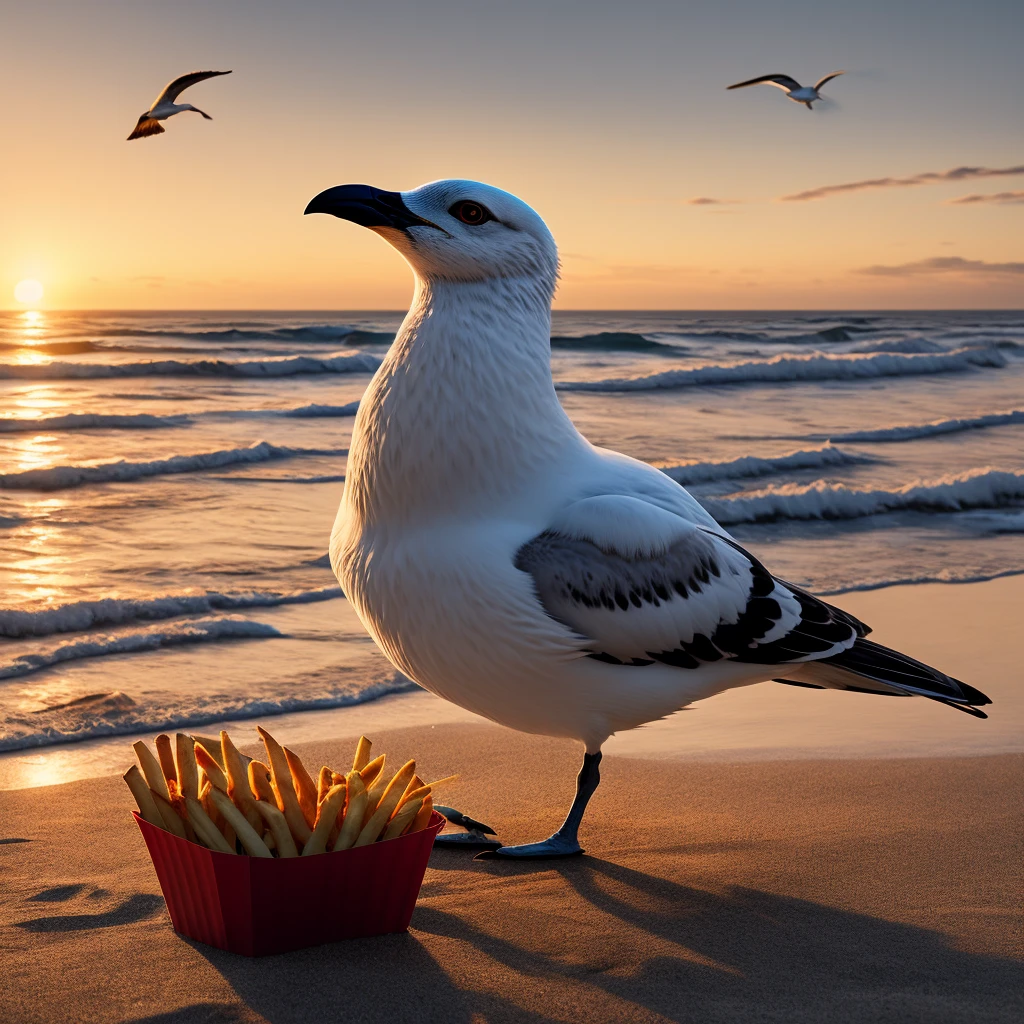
[475,833,584,860]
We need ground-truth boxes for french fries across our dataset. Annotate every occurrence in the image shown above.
[124,730,447,858]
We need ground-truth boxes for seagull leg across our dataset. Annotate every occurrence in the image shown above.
[478,751,602,859]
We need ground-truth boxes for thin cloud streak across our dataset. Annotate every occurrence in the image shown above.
[858,256,1024,277]
[687,197,742,206]
[947,191,1024,205]
[782,165,1024,202]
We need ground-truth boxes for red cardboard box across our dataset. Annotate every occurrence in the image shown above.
[135,810,445,956]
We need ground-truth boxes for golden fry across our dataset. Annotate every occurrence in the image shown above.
[123,765,162,827]
[247,760,275,804]
[133,740,170,802]
[194,744,228,791]
[359,754,385,788]
[174,733,200,802]
[331,771,345,788]
[352,736,372,772]
[355,760,416,847]
[316,766,333,805]
[254,800,298,858]
[257,727,312,845]
[284,746,317,829]
[411,795,434,833]
[151,790,188,839]
[302,784,347,856]
[185,796,235,854]
[383,797,422,841]
[154,734,176,786]
[192,734,225,767]
[210,788,273,858]
[222,731,262,833]
[332,773,368,851]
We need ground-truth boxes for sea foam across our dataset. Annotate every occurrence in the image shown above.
[0,618,282,682]
[703,467,1024,525]
[661,445,873,486]
[0,586,342,639]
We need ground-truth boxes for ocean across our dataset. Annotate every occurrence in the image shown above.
[1,309,1022,754]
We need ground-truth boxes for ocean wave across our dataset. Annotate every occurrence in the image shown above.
[550,332,683,353]
[282,401,361,418]
[97,324,396,345]
[848,338,945,354]
[817,566,1024,596]
[0,618,283,682]
[661,445,874,486]
[0,585,342,639]
[557,346,1006,392]
[703,467,1024,525]
[828,410,1024,443]
[0,412,190,433]
[0,672,418,753]
[0,440,345,492]
[0,351,382,380]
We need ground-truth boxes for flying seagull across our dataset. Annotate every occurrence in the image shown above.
[127,70,232,140]
[305,179,990,859]
[727,71,844,109]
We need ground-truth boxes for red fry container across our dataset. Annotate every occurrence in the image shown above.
[134,810,445,956]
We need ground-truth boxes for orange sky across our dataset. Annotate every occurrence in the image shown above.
[2,0,1021,310]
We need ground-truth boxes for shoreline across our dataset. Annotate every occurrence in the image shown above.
[2,573,1021,791]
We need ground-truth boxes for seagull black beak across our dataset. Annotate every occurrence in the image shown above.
[303,184,439,232]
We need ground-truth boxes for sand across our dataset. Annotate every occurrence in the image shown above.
[2,576,1023,1022]
[1,724,1021,1024]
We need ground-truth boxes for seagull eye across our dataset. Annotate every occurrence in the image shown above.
[449,201,493,226]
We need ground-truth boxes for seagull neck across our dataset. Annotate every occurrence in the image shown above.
[345,274,581,524]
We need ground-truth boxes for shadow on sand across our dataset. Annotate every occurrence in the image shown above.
[172,854,1022,1024]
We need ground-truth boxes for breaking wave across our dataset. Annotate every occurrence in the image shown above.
[828,410,1024,444]
[0,441,345,492]
[282,401,361,418]
[703,468,1024,525]
[0,351,382,380]
[99,324,396,345]
[0,672,418,752]
[0,412,190,433]
[0,586,342,639]
[0,618,283,682]
[661,445,874,486]
[557,347,1006,392]
[550,332,683,353]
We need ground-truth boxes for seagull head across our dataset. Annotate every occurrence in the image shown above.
[304,179,558,290]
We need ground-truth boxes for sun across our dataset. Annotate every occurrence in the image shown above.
[14,279,45,305]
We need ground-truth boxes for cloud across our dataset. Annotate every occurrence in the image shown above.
[687,197,741,206]
[947,191,1024,205]
[857,256,1024,277]
[781,165,1024,202]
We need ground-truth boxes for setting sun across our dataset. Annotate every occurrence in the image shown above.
[14,279,45,305]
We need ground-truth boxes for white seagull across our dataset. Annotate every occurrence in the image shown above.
[304,180,991,859]
[727,71,844,109]
[127,70,232,140]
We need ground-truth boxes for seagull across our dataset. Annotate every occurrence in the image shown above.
[304,179,991,859]
[727,71,844,109]
[127,70,232,140]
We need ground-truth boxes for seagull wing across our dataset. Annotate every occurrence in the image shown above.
[727,74,802,92]
[814,70,845,91]
[153,70,232,107]
[515,495,857,668]
[127,116,166,141]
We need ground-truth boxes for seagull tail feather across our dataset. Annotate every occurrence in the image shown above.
[775,638,992,718]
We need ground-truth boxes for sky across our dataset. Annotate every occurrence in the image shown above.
[1,0,1022,310]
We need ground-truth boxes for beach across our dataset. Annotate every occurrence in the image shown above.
[1,575,1021,1023]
